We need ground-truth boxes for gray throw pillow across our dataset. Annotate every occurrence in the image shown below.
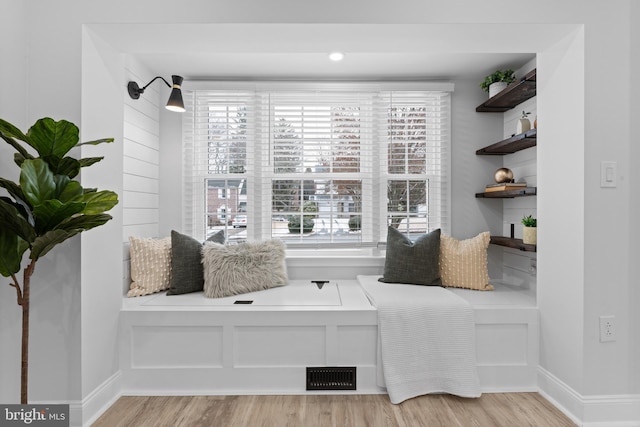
[167,230,225,295]
[202,239,288,298]
[378,226,442,286]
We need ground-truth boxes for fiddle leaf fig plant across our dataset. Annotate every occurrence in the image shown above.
[0,117,118,404]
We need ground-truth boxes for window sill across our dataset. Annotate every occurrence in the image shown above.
[285,248,385,268]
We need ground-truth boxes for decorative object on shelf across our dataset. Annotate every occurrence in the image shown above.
[485,182,527,192]
[521,215,537,245]
[476,68,536,113]
[533,115,537,129]
[0,117,119,404]
[517,111,532,134]
[493,167,514,183]
[479,69,516,98]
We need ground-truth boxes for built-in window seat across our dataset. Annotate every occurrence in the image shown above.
[119,275,538,396]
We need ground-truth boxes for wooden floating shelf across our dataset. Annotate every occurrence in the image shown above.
[476,69,537,113]
[490,236,537,252]
[476,129,537,155]
[475,187,537,198]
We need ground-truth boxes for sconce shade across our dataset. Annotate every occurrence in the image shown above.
[127,75,185,113]
[166,75,185,112]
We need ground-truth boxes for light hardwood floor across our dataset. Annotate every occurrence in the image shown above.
[92,393,576,427]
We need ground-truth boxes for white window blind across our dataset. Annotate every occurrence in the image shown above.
[183,83,451,246]
[378,91,450,238]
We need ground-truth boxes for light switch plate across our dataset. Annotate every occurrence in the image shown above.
[600,161,617,188]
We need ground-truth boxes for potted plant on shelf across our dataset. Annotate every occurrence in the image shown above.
[521,215,537,245]
[480,69,516,98]
[0,117,118,403]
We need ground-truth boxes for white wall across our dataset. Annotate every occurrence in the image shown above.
[629,0,640,396]
[122,59,163,242]
[450,78,504,280]
[80,27,125,424]
[581,5,631,395]
[0,0,83,405]
[158,108,184,236]
[537,26,587,397]
[0,0,27,405]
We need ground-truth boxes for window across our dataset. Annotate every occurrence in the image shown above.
[183,83,451,246]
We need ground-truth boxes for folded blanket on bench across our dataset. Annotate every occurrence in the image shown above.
[358,275,481,404]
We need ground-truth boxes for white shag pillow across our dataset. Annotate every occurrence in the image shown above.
[127,236,172,297]
[202,239,288,298]
[439,232,494,291]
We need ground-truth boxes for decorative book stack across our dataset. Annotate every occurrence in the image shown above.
[485,182,527,192]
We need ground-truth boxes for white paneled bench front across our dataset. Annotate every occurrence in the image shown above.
[120,280,382,395]
[119,277,538,396]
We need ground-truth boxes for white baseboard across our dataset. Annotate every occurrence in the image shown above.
[538,366,640,427]
[81,371,122,427]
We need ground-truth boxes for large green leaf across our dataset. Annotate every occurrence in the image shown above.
[43,155,81,178]
[2,135,33,162]
[33,200,86,233]
[26,118,79,158]
[20,159,56,207]
[13,151,33,168]
[75,137,114,147]
[57,179,83,202]
[78,157,104,168]
[0,196,31,225]
[0,177,27,204]
[0,227,29,277]
[55,213,112,233]
[0,118,29,141]
[0,119,34,161]
[30,229,77,260]
[0,179,32,222]
[52,174,70,199]
[77,190,118,215]
[0,198,36,243]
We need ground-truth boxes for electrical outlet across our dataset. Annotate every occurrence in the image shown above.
[599,315,616,342]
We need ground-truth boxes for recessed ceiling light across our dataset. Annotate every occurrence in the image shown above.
[329,52,345,62]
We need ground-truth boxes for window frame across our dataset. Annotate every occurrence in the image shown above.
[183,81,453,249]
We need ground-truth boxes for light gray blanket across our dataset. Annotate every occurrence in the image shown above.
[358,275,481,404]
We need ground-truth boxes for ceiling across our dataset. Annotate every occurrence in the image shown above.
[86,23,575,81]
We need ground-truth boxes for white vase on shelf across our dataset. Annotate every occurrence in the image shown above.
[517,111,531,134]
[522,226,537,245]
[488,81,508,98]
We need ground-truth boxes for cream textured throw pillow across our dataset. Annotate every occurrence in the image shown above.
[439,232,494,291]
[127,236,172,297]
[202,239,288,298]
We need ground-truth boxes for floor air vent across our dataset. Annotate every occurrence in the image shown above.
[306,367,356,390]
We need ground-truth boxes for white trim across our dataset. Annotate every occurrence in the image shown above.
[186,80,455,93]
[80,371,123,427]
[29,399,82,427]
[538,366,640,426]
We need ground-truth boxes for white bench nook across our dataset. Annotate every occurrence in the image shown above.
[119,276,538,396]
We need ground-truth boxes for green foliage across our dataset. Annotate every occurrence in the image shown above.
[0,117,118,275]
[288,216,315,234]
[348,215,361,231]
[479,69,516,92]
[303,201,318,218]
[521,215,537,227]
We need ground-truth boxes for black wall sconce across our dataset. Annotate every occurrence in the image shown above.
[127,75,185,112]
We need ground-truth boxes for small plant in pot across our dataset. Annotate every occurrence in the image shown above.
[480,69,516,98]
[521,215,537,245]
